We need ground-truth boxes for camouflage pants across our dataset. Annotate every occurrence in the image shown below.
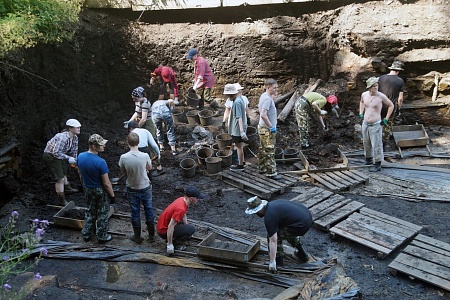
[294,97,311,147]
[257,126,277,175]
[382,101,400,143]
[269,227,303,257]
[195,87,213,109]
[81,187,110,241]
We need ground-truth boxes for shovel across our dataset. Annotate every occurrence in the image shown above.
[111,174,125,185]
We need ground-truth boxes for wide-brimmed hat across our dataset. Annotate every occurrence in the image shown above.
[89,134,108,146]
[223,84,238,95]
[388,61,404,71]
[366,77,379,89]
[245,196,268,215]
[186,48,198,60]
[234,83,244,90]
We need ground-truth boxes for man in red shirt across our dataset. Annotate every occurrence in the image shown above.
[157,186,205,255]
[186,48,216,109]
[150,66,179,102]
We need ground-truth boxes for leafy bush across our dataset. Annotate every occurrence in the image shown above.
[0,0,82,57]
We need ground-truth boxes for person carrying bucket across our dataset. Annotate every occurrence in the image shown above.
[186,48,215,109]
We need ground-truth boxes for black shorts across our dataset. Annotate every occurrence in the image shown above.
[231,135,244,144]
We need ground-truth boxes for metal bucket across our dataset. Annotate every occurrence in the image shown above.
[198,109,213,126]
[206,157,222,174]
[196,147,214,166]
[180,158,196,178]
[216,149,232,168]
[186,110,200,125]
[216,133,232,149]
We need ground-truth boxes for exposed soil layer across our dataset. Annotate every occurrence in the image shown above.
[1,1,450,299]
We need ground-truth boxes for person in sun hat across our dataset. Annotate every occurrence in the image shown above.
[186,48,215,109]
[78,134,115,244]
[43,118,81,206]
[157,186,205,256]
[294,92,340,148]
[378,61,405,143]
[150,66,179,102]
[223,82,250,129]
[245,196,312,272]
[223,83,248,171]
[359,77,394,172]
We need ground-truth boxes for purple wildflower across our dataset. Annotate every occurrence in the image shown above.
[39,247,48,256]
[3,283,12,290]
[11,211,19,218]
[35,228,44,238]
[2,255,9,261]
[22,248,28,253]
[40,220,49,228]
[34,273,42,280]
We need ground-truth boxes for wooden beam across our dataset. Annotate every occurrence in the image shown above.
[274,91,295,105]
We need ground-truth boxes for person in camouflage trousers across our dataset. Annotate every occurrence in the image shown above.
[77,134,115,243]
[294,96,311,147]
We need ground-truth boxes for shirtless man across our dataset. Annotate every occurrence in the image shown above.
[359,77,394,172]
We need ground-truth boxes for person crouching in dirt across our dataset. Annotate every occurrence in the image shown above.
[119,132,155,243]
[245,197,312,272]
[151,99,178,156]
[224,83,248,171]
[150,66,179,103]
[43,119,81,206]
[359,77,394,172]
[78,134,115,243]
[156,187,205,256]
[294,92,339,148]
[127,121,163,175]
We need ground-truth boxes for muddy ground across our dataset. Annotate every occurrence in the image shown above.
[1,0,450,299]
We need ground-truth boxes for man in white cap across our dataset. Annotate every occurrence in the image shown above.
[245,197,312,272]
[378,61,405,143]
[43,118,81,205]
[359,77,394,172]
[78,134,115,243]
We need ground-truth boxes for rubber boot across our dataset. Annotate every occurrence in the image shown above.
[369,161,382,172]
[146,221,155,242]
[64,183,79,194]
[56,192,68,206]
[364,157,373,165]
[275,255,284,266]
[129,227,144,243]
[294,237,309,263]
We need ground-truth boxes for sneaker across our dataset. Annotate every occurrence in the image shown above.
[230,164,244,171]
[174,245,187,251]
[267,174,282,180]
[83,236,91,242]
[98,235,113,244]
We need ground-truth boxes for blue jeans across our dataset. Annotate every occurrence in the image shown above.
[126,185,154,228]
[152,108,176,146]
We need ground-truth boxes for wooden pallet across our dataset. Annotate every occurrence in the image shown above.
[388,234,450,292]
[329,208,422,259]
[290,186,365,231]
[308,169,369,192]
[218,168,298,199]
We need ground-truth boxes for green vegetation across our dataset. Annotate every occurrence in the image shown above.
[0,0,82,58]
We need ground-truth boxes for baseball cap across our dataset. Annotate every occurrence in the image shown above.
[128,120,139,129]
[186,48,198,60]
[161,67,171,82]
[326,95,338,105]
[185,186,205,199]
[89,134,108,146]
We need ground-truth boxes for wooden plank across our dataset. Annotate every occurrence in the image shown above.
[221,177,272,199]
[411,240,449,257]
[308,173,340,191]
[347,213,418,239]
[359,208,423,232]
[415,234,450,252]
[311,197,352,221]
[323,172,351,187]
[334,171,360,185]
[221,170,280,192]
[290,187,333,205]
[308,194,346,215]
[403,245,450,266]
[343,170,369,184]
[388,259,450,292]
[315,201,365,231]
[329,226,392,254]
[315,173,347,190]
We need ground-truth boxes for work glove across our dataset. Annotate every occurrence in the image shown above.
[123,121,129,129]
[109,196,116,204]
[382,118,388,125]
[269,260,277,272]
[359,113,364,119]
[240,131,248,141]
[174,97,179,105]
[149,78,154,85]
[320,110,328,116]
[270,127,277,133]
[167,243,175,255]
[192,84,198,91]
[222,121,226,130]
[68,157,77,164]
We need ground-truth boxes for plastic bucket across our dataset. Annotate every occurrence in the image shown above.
[216,133,232,149]
[198,109,213,126]
[187,92,199,108]
[246,126,258,144]
[180,158,196,178]
[172,107,185,124]
[186,110,200,125]
[284,148,299,165]
[211,143,220,155]
[216,149,232,168]
[275,147,284,159]
[196,147,214,166]
[205,157,222,174]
